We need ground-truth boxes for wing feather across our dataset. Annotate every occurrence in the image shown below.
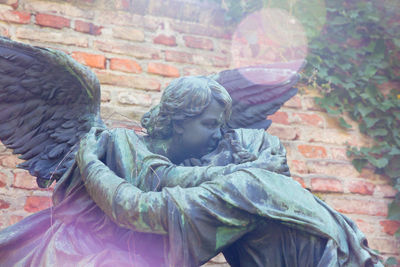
[213,61,303,129]
[0,37,104,187]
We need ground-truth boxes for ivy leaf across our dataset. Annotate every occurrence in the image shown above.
[356,103,373,117]
[364,65,378,77]
[330,17,348,25]
[339,117,352,129]
[393,38,400,47]
[385,257,398,266]
[328,75,342,85]
[367,156,389,168]
[365,41,376,53]
[389,148,400,156]
[372,75,388,83]
[388,202,400,220]
[343,82,355,89]
[352,158,368,172]
[378,100,393,112]
[364,116,379,128]
[384,156,400,178]
[367,128,388,137]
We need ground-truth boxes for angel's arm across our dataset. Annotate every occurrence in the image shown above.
[233,129,290,176]
[81,129,262,191]
[144,129,292,190]
[143,157,266,190]
[78,135,259,265]
[81,156,258,266]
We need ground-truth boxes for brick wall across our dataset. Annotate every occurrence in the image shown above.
[0,0,398,264]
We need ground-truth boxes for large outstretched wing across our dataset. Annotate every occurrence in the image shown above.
[0,37,104,188]
[212,61,303,130]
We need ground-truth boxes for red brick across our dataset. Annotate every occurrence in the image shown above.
[96,12,159,31]
[183,35,213,50]
[298,127,357,146]
[218,40,231,55]
[211,56,229,68]
[0,10,30,24]
[74,20,102,35]
[13,171,39,190]
[0,0,18,9]
[16,28,88,47]
[115,0,130,10]
[306,161,360,178]
[95,70,160,91]
[287,160,308,174]
[348,180,375,195]
[303,96,324,112]
[298,144,327,158]
[283,95,302,109]
[71,51,105,69]
[153,34,176,46]
[118,91,152,106]
[192,53,226,67]
[22,2,94,20]
[0,171,8,187]
[35,13,70,29]
[0,25,9,37]
[165,50,193,64]
[8,215,24,225]
[24,196,52,213]
[355,219,375,234]
[292,175,306,188]
[171,21,231,39]
[112,26,144,42]
[94,40,160,59]
[148,62,180,77]
[375,184,397,198]
[329,198,388,216]
[0,179,5,188]
[291,112,324,127]
[357,168,383,181]
[268,111,289,125]
[101,90,111,103]
[0,199,10,209]
[110,58,142,73]
[330,147,349,161]
[267,125,299,141]
[182,66,208,76]
[311,177,343,193]
[380,220,400,236]
[368,237,400,254]
[0,154,23,168]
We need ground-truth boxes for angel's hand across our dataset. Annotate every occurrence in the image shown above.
[76,127,109,169]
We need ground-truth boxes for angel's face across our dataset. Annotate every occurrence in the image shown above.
[174,98,225,160]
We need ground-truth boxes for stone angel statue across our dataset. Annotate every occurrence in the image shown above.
[0,37,382,267]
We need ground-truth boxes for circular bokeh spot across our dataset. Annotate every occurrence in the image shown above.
[230,8,308,83]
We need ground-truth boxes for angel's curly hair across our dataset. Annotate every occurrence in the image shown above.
[141,76,232,139]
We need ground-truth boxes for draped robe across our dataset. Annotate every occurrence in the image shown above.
[0,128,381,266]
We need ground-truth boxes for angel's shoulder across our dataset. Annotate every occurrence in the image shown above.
[233,128,282,150]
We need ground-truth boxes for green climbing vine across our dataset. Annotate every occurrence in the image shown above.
[208,0,400,262]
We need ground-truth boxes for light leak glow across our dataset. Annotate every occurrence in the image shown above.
[230,8,309,84]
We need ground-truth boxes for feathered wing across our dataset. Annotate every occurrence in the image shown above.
[0,37,105,188]
[212,61,303,130]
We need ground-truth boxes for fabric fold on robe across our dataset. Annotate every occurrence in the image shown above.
[0,128,382,267]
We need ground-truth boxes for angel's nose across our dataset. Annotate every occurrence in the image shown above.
[211,128,222,140]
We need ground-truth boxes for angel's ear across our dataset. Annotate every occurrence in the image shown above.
[172,120,184,135]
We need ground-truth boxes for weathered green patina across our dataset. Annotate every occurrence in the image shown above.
[0,37,382,266]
